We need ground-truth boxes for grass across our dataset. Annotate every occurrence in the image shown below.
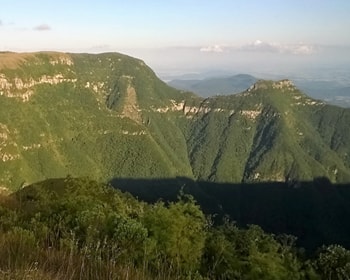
[0,182,192,280]
[0,240,151,280]
[0,52,35,70]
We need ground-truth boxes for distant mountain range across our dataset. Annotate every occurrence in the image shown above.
[168,74,258,97]
[1,52,350,191]
[167,73,350,107]
[294,80,350,107]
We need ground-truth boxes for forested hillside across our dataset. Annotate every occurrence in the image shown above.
[1,52,350,191]
[1,52,350,279]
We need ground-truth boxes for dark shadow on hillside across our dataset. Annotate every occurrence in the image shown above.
[110,176,350,252]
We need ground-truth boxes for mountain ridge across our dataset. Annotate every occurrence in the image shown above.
[168,73,258,97]
[1,51,350,190]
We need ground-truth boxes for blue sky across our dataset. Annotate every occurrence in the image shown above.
[1,0,350,77]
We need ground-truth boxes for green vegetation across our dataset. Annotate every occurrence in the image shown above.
[110,178,350,254]
[0,52,195,189]
[1,52,350,191]
[186,80,350,183]
[1,177,349,279]
[1,53,350,278]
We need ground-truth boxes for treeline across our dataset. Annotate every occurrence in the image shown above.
[112,177,350,253]
[0,177,349,279]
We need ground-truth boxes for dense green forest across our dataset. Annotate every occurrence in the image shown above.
[1,52,350,191]
[0,177,350,279]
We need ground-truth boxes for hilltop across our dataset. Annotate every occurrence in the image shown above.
[1,52,350,190]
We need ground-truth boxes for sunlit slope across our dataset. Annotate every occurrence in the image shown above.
[186,80,350,182]
[0,52,195,189]
[1,52,350,190]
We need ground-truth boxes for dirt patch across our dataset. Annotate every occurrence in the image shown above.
[122,85,142,123]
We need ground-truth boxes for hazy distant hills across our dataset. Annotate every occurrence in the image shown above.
[168,73,350,107]
[294,80,350,107]
[168,74,257,97]
[1,52,350,191]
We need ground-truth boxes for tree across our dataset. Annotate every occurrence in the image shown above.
[143,194,207,275]
[315,245,350,280]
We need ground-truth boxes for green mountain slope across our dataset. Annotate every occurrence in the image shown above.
[1,52,350,190]
[186,80,350,183]
[0,52,195,190]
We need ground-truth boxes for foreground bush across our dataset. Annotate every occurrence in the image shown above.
[0,177,349,279]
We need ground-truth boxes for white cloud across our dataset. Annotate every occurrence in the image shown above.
[33,24,51,31]
[240,40,278,52]
[198,41,316,56]
[239,40,316,55]
[200,44,225,53]
[0,20,2,26]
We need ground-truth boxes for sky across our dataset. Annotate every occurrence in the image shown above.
[1,0,350,79]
